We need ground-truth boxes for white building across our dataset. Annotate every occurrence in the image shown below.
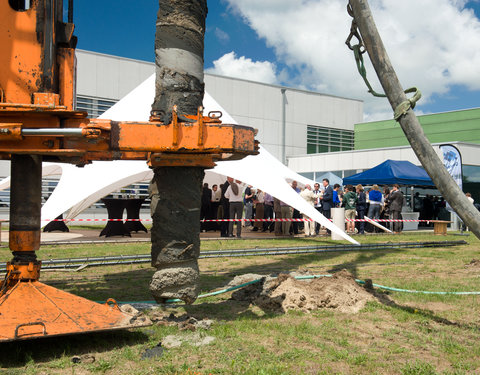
[287,141,480,182]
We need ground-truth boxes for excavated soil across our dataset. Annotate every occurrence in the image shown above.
[231,270,375,314]
[466,258,480,268]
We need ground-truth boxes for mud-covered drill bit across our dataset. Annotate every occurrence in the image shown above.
[149,167,204,304]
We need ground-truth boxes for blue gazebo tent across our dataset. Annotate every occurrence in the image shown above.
[343,160,434,187]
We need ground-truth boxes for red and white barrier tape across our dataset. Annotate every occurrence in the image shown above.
[42,218,434,223]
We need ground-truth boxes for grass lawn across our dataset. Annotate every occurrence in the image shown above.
[1,231,480,374]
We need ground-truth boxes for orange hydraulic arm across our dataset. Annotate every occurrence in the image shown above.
[0,106,257,167]
[0,0,257,342]
[0,1,257,167]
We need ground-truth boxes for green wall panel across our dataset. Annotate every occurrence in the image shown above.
[355,108,480,150]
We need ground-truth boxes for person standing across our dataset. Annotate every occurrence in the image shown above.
[343,185,358,234]
[219,179,230,237]
[253,189,265,232]
[211,184,221,231]
[225,179,243,238]
[312,182,323,235]
[389,184,405,233]
[333,184,342,208]
[280,200,293,236]
[300,184,316,236]
[382,186,391,230]
[320,178,334,234]
[367,184,383,221]
[263,192,274,232]
[356,184,367,235]
[244,185,254,227]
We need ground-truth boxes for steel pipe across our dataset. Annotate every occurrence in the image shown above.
[21,128,83,136]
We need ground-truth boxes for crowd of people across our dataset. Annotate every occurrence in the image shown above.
[200,177,475,237]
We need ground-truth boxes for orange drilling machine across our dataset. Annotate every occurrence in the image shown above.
[0,0,257,341]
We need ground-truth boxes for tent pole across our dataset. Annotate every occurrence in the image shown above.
[410,186,414,211]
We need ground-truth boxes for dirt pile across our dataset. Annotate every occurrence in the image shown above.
[232,270,374,314]
[466,259,480,268]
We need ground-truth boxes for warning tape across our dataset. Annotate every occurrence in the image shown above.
[42,218,435,223]
[200,218,430,223]
[44,218,146,222]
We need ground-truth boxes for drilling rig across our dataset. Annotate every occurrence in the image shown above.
[0,0,257,342]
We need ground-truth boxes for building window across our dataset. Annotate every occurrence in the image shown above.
[307,125,354,154]
[76,95,118,118]
[343,169,357,178]
[299,172,314,180]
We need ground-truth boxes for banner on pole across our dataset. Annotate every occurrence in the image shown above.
[440,144,463,212]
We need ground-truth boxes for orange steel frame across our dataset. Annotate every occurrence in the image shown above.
[0,0,257,341]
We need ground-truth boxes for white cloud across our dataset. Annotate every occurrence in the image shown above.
[214,27,230,44]
[206,51,278,84]
[225,0,480,120]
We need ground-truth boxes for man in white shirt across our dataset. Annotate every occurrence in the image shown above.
[300,184,316,236]
[312,182,323,235]
[211,184,221,231]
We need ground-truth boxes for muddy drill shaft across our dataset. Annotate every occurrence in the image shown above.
[152,0,208,121]
[149,0,208,304]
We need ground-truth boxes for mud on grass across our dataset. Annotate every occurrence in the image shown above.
[1,233,480,373]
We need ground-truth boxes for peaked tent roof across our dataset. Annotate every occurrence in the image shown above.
[315,171,343,186]
[343,159,434,186]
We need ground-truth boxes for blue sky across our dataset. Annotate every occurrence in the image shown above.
[73,1,274,66]
[72,1,480,121]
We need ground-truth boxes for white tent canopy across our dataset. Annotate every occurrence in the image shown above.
[0,74,358,245]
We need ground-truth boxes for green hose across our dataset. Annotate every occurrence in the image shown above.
[104,274,480,305]
[164,278,264,303]
[354,279,480,295]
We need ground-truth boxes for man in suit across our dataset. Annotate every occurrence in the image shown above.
[389,184,405,233]
[219,179,230,237]
[320,178,334,234]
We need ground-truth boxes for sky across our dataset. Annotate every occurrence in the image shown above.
[72,0,480,122]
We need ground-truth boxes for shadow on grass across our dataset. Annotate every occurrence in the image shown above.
[0,329,149,368]
[37,244,480,336]
[220,247,399,281]
[372,290,480,331]
[183,299,278,321]
[325,248,402,277]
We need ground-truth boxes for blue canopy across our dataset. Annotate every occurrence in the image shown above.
[343,160,434,187]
